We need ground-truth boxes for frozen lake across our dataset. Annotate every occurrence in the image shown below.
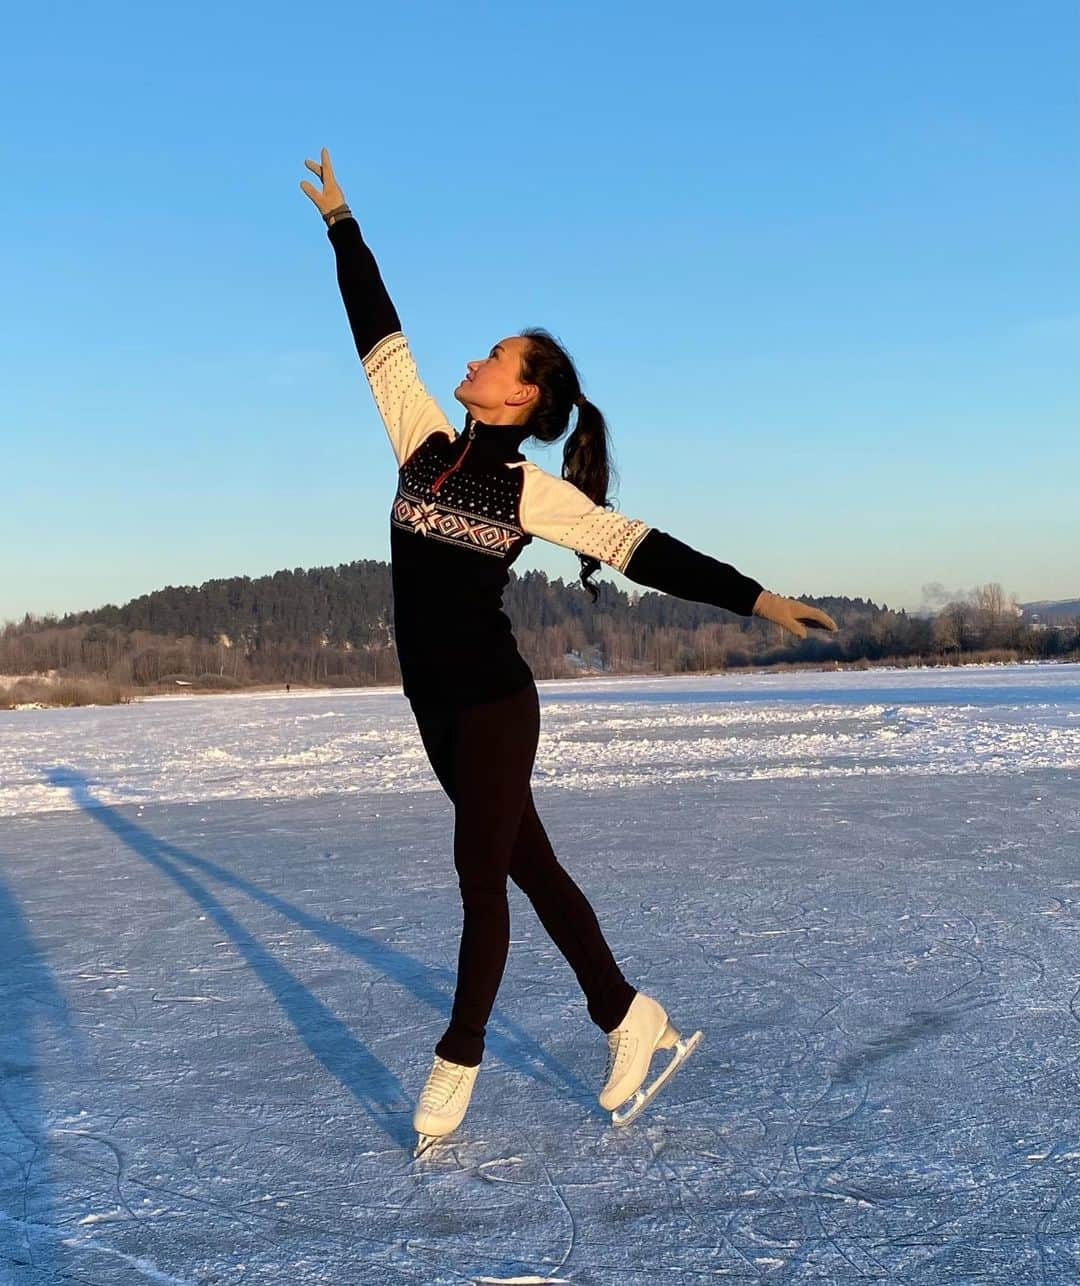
[1,662,1079,1283]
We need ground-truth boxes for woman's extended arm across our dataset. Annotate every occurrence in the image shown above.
[512,461,837,637]
[300,148,456,468]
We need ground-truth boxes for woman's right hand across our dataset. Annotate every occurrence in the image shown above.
[300,147,347,219]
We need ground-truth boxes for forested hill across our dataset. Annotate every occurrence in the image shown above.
[4,560,1075,692]
[61,560,398,649]
[53,558,869,647]
[1024,599,1080,623]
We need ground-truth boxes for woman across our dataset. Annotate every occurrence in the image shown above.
[300,148,837,1156]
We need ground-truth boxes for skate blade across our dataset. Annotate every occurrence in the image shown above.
[413,1132,441,1158]
[611,1029,703,1127]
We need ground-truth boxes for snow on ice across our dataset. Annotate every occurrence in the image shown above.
[1,662,1078,1282]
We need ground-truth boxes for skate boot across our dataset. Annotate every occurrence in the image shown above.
[412,1055,480,1156]
[599,992,703,1127]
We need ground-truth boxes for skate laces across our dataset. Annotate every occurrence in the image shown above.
[420,1056,471,1109]
[604,1029,632,1084]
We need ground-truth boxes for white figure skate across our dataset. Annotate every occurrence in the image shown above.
[600,992,702,1127]
[412,1054,480,1157]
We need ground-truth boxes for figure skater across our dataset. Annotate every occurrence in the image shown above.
[300,148,837,1154]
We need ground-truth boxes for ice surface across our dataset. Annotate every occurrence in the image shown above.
[1,662,1078,1282]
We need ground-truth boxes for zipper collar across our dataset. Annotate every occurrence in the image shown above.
[431,415,528,494]
[462,413,529,458]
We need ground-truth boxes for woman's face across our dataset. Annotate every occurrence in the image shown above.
[453,335,536,423]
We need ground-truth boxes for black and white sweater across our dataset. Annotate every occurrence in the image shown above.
[327,216,765,708]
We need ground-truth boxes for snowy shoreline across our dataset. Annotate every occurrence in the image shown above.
[3,655,1075,711]
[2,662,1077,820]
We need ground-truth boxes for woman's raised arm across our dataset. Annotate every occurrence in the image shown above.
[300,147,456,468]
[511,461,837,638]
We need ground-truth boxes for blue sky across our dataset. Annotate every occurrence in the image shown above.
[2,0,1076,621]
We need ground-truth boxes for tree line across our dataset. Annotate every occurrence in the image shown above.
[2,561,1077,691]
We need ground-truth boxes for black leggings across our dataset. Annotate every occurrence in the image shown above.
[409,678,636,1066]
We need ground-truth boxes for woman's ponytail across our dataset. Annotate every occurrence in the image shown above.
[517,330,619,603]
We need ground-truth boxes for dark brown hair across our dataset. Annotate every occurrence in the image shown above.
[517,327,618,603]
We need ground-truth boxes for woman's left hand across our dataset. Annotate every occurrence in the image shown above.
[753,590,838,639]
